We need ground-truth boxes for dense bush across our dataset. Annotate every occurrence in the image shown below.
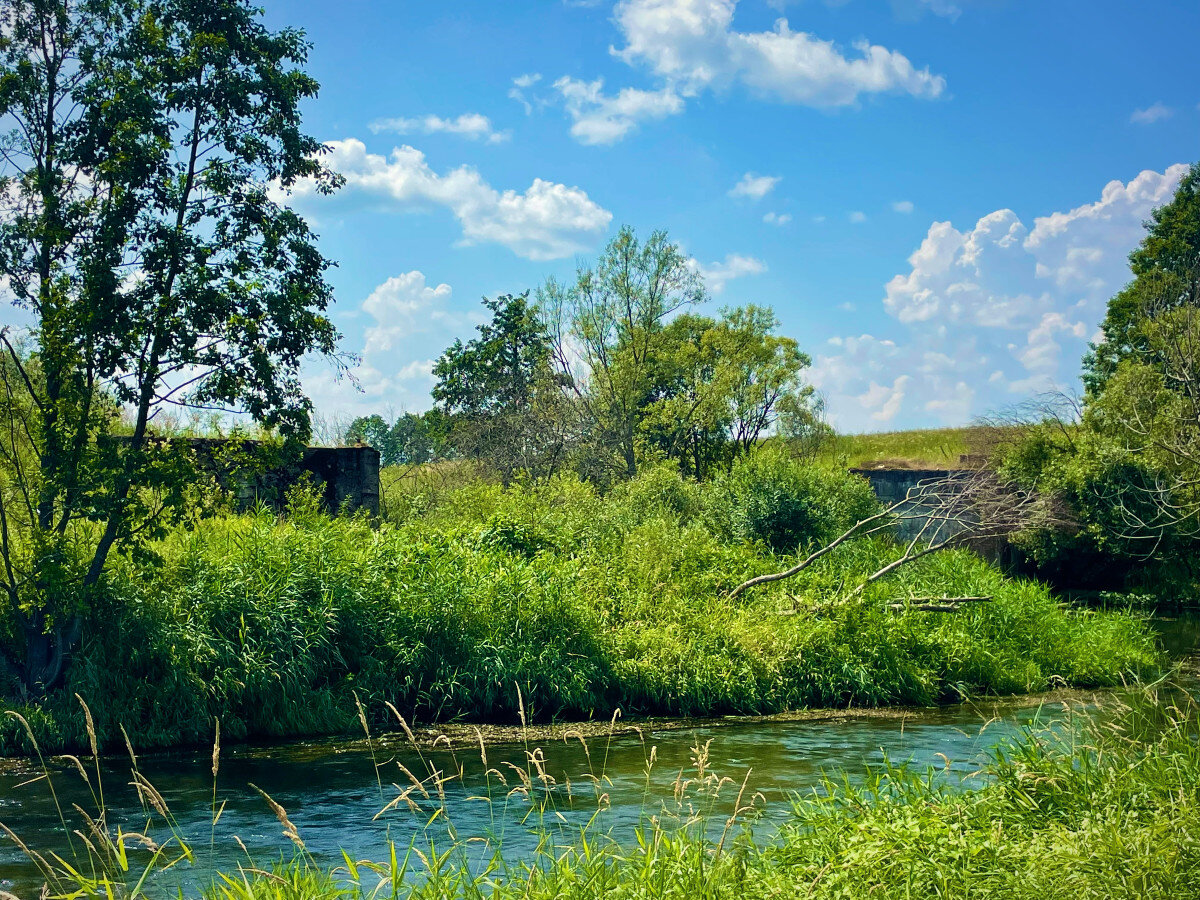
[703,449,880,553]
[0,462,1159,755]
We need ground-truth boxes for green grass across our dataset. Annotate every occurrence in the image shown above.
[0,459,1159,756]
[10,683,1200,899]
[815,426,995,469]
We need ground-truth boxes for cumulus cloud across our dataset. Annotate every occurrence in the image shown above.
[811,164,1189,431]
[303,272,475,419]
[849,210,868,223]
[690,253,766,293]
[729,172,781,199]
[362,271,455,353]
[858,375,910,423]
[544,0,944,144]
[554,77,684,144]
[289,139,612,260]
[892,200,914,213]
[369,113,510,144]
[763,211,792,225]
[1130,102,1173,124]
[613,0,946,107]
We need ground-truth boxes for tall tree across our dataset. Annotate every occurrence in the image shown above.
[1085,162,1200,394]
[641,306,814,479]
[540,226,705,478]
[1000,163,1200,590]
[433,293,571,481]
[0,0,340,691]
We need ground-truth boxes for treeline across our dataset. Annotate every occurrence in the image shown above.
[347,227,826,484]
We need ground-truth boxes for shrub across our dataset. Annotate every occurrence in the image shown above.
[703,449,879,554]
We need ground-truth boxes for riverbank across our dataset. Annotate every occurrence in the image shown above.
[1,465,1162,757]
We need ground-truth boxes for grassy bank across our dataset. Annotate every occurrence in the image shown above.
[10,684,1200,899]
[814,426,989,469]
[0,455,1158,756]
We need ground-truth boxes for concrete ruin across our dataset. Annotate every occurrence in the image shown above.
[113,437,382,517]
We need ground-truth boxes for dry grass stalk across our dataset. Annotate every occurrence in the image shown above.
[248,783,305,850]
[475,726,488,770]
[395,762,431,799]
[384,701,418,745]
[61,755,90,786]
[132,772,171,820]
[212,718,221,780]
[74,694,98,760]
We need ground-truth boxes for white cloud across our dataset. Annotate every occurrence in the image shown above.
[690,253,767,293]
[303,273,477,420]
[289,139,612,260]
[613,0,946,107]
[849,210,867,223]
[811,164,1188,431]
[369,113,510,144]
[509,73,543,115]
[362,271,455,353]
[554,77,684,144]
[1130,102,1173,125]
[858,375,911,423]
[924,380,973,420]
[729,171,781,199]
[891,200,914,213]
[763,211,792,225]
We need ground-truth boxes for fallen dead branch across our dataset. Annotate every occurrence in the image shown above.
[731,469,1065,600]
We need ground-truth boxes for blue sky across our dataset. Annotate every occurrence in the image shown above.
[261,0,1200,433]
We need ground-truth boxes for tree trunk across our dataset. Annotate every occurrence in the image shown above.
[16,614,80,696]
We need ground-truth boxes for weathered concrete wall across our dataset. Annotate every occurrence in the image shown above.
[113,437,381,517]
[297,446,381,516]
[230,445,381,516]
[850,466,1013,567]
[850,468,967,543]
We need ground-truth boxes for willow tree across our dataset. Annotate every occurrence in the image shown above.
[0,0,341,692]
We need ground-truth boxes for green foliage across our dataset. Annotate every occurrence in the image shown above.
[539,225,708,478]
[704,449,880,553]
[815,427,989,468]
[433,293,553,417]
[346,411,447,466]
[0,467,1158,755]
[1086,161,1200,392]
[430,292,570,482]
[640,306,817,479]
[0,0,339,690]
[1001,162,1200,596]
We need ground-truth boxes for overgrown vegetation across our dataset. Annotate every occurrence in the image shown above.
[813,426,989,469]
[0,455,1158,756]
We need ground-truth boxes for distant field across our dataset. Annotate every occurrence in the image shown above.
[816,427,996,469]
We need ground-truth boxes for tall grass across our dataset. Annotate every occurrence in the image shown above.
[0,461,1158,756]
